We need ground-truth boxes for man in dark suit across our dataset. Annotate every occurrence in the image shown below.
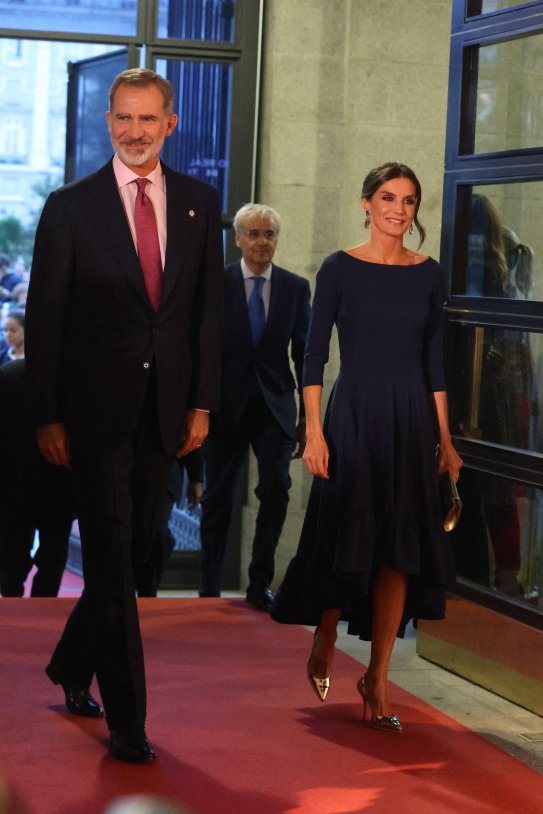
[199,204,310,610]
[0,359,74,598]
[25,69,223,763]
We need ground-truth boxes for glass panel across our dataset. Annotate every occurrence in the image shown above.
[467,1,530,15]
[472,33,543,154]
[157,0,236,42]
[448,324,542,454]
[452,470,543,608]
[156,58,232,212]
[0,0,138,37]
[67,50,129,181]
[456,183,542,301]
[0,39,121,278]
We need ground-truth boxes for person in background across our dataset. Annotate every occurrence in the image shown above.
[0,255,22,303]
[0,359,75,597]
[25,68,223,764]
[271,162,462,733]
[0,310,25,365]
[199,203,311,611]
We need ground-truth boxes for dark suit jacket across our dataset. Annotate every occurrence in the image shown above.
[0,359,73,517]
[0,360,36,491]
[26,159,223,456]
[214,260,310,438]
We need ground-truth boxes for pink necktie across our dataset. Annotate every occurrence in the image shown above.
[134,177,162,311]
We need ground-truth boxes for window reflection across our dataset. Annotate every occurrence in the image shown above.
[449,324,539,453]
[0,39,122,269]
[158,0,236,42]
[457,184,542,302]
[471,33,543,155]
[467,193,534,298]
[157,58,232,212]
[467,1,529,17]
[452,471,542,606]
[0,0,138,36]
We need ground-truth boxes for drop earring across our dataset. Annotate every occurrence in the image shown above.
[364,211,371,229]
[409,222,414,235]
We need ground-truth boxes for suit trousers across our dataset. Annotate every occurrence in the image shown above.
[49,371,173,731]
[199,392,293,595]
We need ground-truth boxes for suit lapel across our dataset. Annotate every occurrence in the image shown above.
[262,264,283,341]
[85,160,150,306]
[161,164,192,307]
[86,160,197,311]
[229,262,252,339]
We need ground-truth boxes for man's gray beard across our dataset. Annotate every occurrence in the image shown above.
[116,143,153,166]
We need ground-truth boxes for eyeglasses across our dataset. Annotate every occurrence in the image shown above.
[239,230,277,241]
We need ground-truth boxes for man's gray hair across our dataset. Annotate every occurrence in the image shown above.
[109,69,175,114]
[233,203,281,235]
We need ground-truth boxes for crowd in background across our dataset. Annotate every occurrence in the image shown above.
[0,253,27,365]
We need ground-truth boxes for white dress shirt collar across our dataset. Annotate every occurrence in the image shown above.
[241,258,272,281]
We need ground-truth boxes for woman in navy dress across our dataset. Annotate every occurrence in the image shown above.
[270,163,463,733]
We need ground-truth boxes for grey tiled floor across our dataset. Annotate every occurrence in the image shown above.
[160,589,543,775]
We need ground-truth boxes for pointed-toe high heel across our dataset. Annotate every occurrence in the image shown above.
[357,676,402,733]
[307,671,331,702]
[307,628,332,702]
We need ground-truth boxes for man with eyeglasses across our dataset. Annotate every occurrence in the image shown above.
[199,203,311,610]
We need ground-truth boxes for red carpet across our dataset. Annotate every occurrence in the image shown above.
[0,598,541,814]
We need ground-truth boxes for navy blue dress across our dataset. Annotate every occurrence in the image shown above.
[270,251,454,640]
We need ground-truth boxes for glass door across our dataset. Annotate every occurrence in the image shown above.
[442,1,543,617]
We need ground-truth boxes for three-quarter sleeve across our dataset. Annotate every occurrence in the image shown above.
[422,265,448,393]
[303,255,340,387]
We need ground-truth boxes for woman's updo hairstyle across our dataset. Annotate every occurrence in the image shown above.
[361,162,426,248]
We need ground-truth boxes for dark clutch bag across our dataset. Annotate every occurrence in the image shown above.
[441,472,462,532]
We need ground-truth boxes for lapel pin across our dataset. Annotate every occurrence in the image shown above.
[188,209,196,217]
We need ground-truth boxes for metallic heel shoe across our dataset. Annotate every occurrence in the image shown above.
[357,676,402,733]
[307,671,331,702]
[307,628,332,702]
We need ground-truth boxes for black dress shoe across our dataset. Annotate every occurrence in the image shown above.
[110,726,156,764]
[199,590,221,597]
[45,662,104,718]
[246,586,274,612]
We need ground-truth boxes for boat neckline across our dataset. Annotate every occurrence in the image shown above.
[340,250,431,267]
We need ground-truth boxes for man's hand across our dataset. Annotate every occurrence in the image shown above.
[176,409,209,458]
[292,421,307,459]
[37,422,71,468]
